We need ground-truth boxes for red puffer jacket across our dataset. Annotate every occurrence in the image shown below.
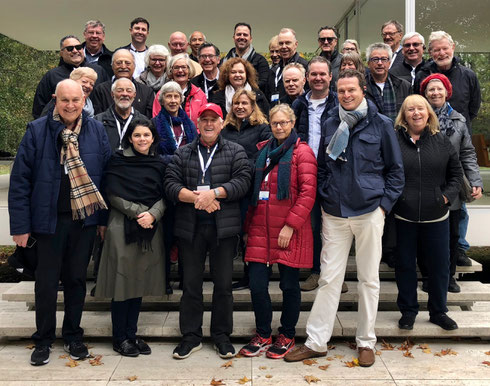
[152,83,207,126]
[244,139,317,268]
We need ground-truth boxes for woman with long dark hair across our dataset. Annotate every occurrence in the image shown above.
[96,118,166,356]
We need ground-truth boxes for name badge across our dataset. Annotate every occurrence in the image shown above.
[259,191,270,200]
[196,185,210,191]
[271,93,279,102]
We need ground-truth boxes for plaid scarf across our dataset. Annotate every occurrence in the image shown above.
[55,108,107,220]
[368,73,397,121]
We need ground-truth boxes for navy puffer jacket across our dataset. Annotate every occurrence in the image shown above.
[9,109,111,235]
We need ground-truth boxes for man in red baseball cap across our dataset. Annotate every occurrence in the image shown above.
[165,102,252,360]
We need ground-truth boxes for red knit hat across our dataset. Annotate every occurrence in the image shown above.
[420,73,453,99]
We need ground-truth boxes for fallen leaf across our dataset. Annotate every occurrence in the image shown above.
[65,358,79,368]
[238,376,250,384]
[266,374,273,378]
[327,344,336,350]
[417,343,430,350]
[303,359,318,366]
[334,354,344,359]
[381,339,395,351]
[318,364,330,370]
[210,379,225,385]
[58,354,68,359]
[89,355,103,366]
[403,350,414,358]
[326,356,335,361]
[345,341,357,350]
[304,375,321,384]
[221,360,233,368]
[259,366,267,370]
[422,348,432,354]
[25,344,35,350]
[375,350,382,356]
[399,338,414,351]
[485,351,490,355]
[344,357,360,368]
[482,361,490,366]
[235,353,244,359]
[435,348,458,357]
[127,376,138,382]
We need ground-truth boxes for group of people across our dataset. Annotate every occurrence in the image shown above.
[8,16,483,369]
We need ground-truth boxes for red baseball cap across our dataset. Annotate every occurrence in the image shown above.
[198,103,223,119]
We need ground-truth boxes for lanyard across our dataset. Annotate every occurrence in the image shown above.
[112,108,134,149]
[264,157,271,183]
[198,144,218,184]
[203,70,219,99]
[274,67,282,88]
[169,119,185,147]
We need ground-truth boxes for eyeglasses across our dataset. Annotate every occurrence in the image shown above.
[62,44,83,52]
[270,120,291,128]
[369,57,390,63]
[382,32,400,38]
[403,42,423,49]
[343,47,357,51]
[198,54,218,60]
[318,37,337,44]
[150,58,166,63]
[173,65,189,71]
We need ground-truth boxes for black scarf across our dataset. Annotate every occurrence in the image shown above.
[251,131,298,206]
[104,149,166,249]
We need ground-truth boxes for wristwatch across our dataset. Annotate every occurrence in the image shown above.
[214,188,220,198]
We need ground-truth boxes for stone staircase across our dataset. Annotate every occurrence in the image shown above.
[2,257,490,339]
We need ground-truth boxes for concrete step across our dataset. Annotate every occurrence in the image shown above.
[0,310,488,339]
[4,280,490,308]
[83,256,483,280]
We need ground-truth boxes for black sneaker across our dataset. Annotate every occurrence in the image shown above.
[135,337,151,355]
[421,279,428,293]
[448,277,461,293]
[398,314,416,330]
[429,313,458,330]
[232,278,249,291]
[456,250,472,266]
[30,346,51,366]
[113,339,140,357]
[64,341,89,360]
[173,341,202,359]
[214,341,236,359]
[266,334,295,359]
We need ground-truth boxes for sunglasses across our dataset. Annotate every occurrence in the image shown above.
[403,42,423,49]
[62,44,83,52]
[318,37,337,44]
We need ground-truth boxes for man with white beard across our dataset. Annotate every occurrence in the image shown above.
[95,78,147,152]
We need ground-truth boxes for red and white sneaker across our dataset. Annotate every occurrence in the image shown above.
[239,333,272,357]
[266,334,295,359]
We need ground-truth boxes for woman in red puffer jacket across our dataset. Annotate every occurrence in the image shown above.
[239,103,317,360]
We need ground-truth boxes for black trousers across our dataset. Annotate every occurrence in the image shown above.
[178,224,235,344]
[111,297,142,344]
[32,214,96,346]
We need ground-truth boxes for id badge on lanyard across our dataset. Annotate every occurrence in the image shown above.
[198,143,218,186]
[260,157,271,200]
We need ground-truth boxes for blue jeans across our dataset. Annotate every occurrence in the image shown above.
[395,218,450,317]
[249,262,300,339]
[458,203,470,251]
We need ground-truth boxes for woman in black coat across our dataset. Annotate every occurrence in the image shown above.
[210,57,269,119]
[393,95,462,331]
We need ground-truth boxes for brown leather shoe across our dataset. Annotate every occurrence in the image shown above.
[284,344,327,362]
[300,274,319,291]
[358,347,375,367]
[341,281,348,293]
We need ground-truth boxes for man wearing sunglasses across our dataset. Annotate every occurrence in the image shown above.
[364,42,412,122]
[32,35,109,119]
[317,26,342,90]
[390,32,426,85]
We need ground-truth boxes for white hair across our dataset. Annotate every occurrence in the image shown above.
[428,31,454,50]
[401,32,425,46]
[144,45,170,67]
[366,42,393,61]
[111,78,136,93]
